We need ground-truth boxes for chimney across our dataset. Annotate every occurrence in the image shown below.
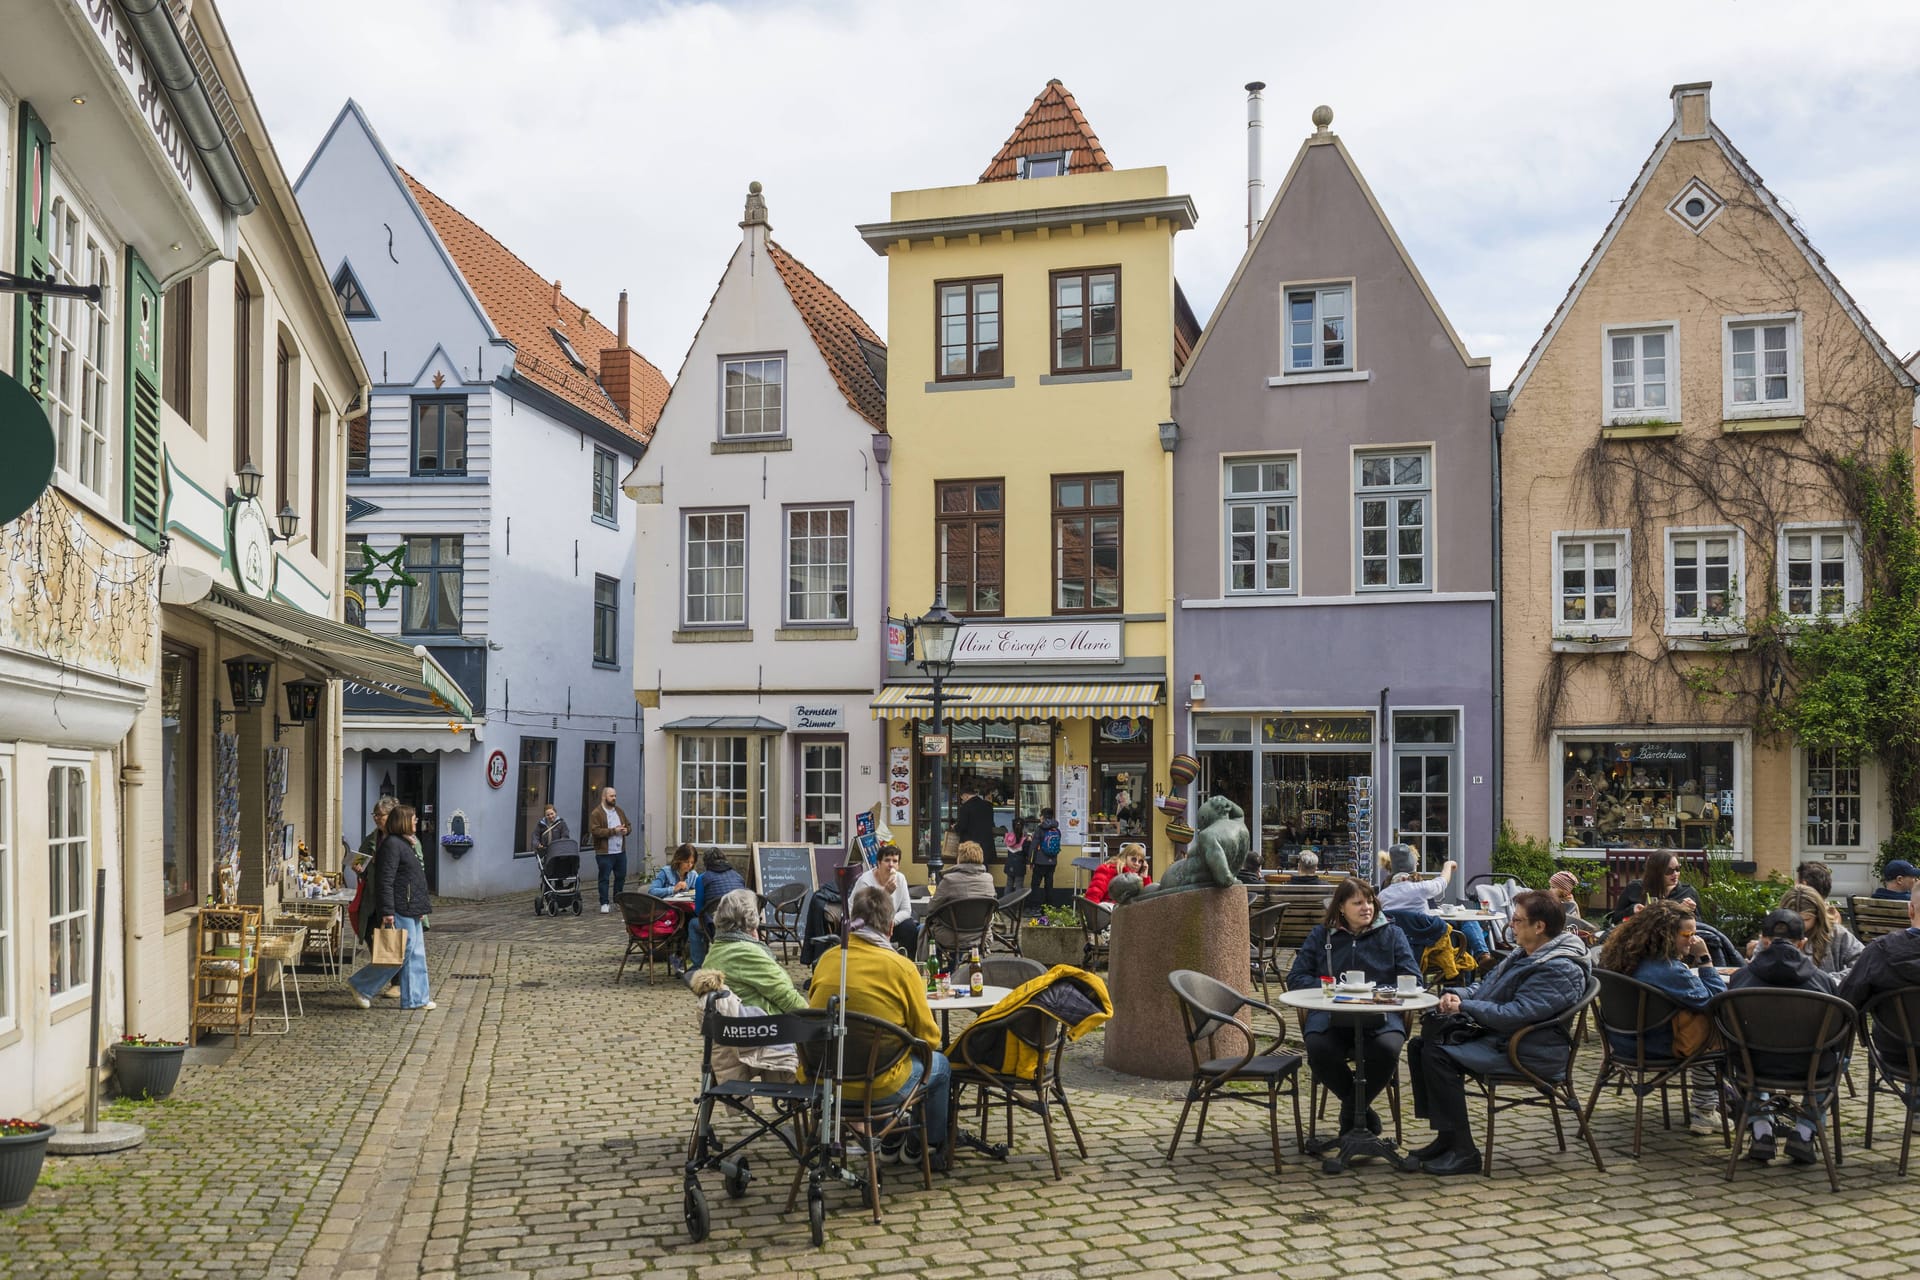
[1245,82,1265,246]
[551,278,563,312]
[601,288,646,424]
[1671,82,1712,140]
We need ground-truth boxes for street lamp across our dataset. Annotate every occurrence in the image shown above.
[915,594,963,884]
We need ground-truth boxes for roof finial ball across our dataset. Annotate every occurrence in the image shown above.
[1311,105,1334,134]
[742,179,768,228]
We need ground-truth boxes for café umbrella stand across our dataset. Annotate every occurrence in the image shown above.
[46,870,147,1156]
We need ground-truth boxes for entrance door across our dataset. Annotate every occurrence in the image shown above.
[394,759,440,893]
[1392,713,1457,873]
[797,738,846,851]
[581,741,615,837]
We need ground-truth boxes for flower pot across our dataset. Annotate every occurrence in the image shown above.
[112,1043,188,1100]
[0,1124,54,1210]
[1019,923,1085,969]
[442,839,473,860]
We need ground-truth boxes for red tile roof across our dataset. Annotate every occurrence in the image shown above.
[400,169,669,443]
[979,80,1113,183]
[767,242,886,431]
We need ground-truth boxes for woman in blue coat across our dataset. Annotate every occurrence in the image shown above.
[1285,877,1421,1136]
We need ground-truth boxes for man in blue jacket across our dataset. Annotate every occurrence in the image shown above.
[1404,889,1592,1176]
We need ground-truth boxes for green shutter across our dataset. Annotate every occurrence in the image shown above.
[124,250,164,547]
[13,102,52,404]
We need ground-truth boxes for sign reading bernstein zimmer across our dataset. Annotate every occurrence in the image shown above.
[953,621,1123,664]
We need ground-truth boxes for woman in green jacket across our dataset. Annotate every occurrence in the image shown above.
[698,889,805,1013]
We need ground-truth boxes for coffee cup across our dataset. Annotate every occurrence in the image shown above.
[1396,974,1420,994]
[1342,969,1366,988]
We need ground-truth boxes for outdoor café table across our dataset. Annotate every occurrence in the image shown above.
[927,985,1011,1048]
[1278,985,1439,1174]
[1434,907,1500,922]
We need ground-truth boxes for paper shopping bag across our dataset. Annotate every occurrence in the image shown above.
[371,926,407,967]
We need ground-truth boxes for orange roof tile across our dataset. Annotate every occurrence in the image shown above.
[979,80,1113,183]
[399,169,669,444]
[766,242,886,431]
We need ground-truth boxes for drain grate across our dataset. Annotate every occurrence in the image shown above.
[448,972,493,980]
[517,979,547,988]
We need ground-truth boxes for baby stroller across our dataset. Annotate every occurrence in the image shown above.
[534,838,583,915]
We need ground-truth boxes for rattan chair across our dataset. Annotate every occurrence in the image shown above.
[1582,970,1729,1156]
[761,883,807,962]
[791,1010,932,1222]
[1460,974,1605,1176]
[990,888,1031,954]
[1710,987,1856,1192]
[1860,986,1920,1175]
[916,896,998,967]
[949,973,1091,1179]
[616,893,685,984]
[1166,970,1306,1175]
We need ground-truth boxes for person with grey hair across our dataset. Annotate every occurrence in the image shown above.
[694,888,805,1013]
[809,882,954,1171]
[1288,849,1324,885]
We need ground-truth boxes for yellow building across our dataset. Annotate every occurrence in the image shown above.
[858,82,1197,887]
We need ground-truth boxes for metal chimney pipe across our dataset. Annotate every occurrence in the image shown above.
[617,289,630,349]
[1245,81,1266,245]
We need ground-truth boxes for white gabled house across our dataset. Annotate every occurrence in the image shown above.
[631,183,887,870]
[296,101,668,897]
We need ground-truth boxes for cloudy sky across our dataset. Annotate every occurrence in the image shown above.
[225,0,1920,385]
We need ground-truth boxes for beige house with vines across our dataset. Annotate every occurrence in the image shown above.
[1501,82,1918,896]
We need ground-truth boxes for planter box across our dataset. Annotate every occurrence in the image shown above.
[0,1125,54,1210]
[1019,924,1084,969]
[112,1043,188,1100]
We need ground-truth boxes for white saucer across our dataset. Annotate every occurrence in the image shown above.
[1334,984,1374,994]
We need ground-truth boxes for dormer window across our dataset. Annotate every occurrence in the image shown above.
[1018,151,1070,179]
[332,263,374,319]
[550,326,587,372]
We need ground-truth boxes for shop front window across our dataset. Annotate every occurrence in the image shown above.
[1560,738,1735,851]
[913,719,1053,857]
[1193,714,1376,874]
[1091,717,1152,840]
[1803,746,1861,849]
[161,643,199,913]
[679,735,749,847]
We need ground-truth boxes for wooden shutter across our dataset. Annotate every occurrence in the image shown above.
[124,251,165,548]
[13,103,52,405]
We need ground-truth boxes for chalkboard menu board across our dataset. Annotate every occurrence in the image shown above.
[751,843,817,897]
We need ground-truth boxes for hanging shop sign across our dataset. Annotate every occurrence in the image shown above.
[0,372,56,525]
[920,734,950,757]
[885,619,909,663]
[953,621,1123,664]
[790,702,845,732]
[1097,716,1151,743]
[228,497,276,598]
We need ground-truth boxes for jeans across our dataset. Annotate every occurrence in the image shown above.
[1304,1025,1405,1122]
[596,852,628,905]
[349,914,430,1008]
[1031,865,1056,907]
[867,1051,954,1153]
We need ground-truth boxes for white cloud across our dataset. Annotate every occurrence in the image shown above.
[223,0,1920,383]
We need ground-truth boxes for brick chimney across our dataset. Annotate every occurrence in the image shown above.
[600,288,646,424]
[1671,82,1712,141]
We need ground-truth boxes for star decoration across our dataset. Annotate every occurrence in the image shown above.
[347,542,417,607]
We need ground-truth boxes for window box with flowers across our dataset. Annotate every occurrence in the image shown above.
[0,1117,56,1209]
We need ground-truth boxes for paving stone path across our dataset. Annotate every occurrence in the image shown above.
[5,895,1918,1278]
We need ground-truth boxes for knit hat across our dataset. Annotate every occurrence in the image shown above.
[1549,870,1579,893]
[1380,844,1419,879]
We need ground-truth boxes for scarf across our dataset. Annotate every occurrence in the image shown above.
[715,929,764,951]
[849,922,895,951]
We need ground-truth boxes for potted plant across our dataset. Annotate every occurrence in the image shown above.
[0,1117,55,1210]
[1019,904,1086,969]
[439,832,474,859]
[111,1033,189,1100]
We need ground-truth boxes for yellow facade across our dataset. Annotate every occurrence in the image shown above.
[870,166,1191,883]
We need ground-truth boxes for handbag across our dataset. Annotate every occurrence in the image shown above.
[371,925,408,967]
[1421,1009,1483,1046]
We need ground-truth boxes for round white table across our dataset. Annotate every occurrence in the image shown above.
[927,984,1010,1046]
[1278,985,1439,1173]
[1435,908,1500,922]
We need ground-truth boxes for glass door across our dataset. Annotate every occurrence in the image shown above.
[799,739,846,849]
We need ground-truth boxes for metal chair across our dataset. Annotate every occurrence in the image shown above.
[915,896,998,968]
[1165,970,1306,1175]
[949,974,1093,1179]
[1582,970,1729,1156]
[616,892,686,984]
[990,888,1031,954]
[1464,974,1605,1176]
[791,1011,932,1223]
[1249,902,1285,1001]
[1711,987,1857,1192]
[1074,895,1112,970]
[978,956,1045,989]
[762,883,806,962]
[1860,986,1920,1175]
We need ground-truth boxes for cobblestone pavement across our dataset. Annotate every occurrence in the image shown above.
[6,895,1920,1278]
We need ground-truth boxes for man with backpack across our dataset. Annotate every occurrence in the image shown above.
[1031,808,1063,907]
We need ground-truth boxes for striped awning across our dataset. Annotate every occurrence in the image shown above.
[870,682,1162,721]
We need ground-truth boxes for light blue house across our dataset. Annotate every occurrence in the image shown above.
[295,101,668,897]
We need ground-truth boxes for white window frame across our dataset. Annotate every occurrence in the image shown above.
[1282,281,1353,374]
[1552,531,1631,638]
[47,759,91,1009]
[682,509,747,628]
[1777,523,1860,623]
[45,166,116,503]
[1601,322,1678,424]
[798,740,847,847]
[1223,454,1298,596]
[1663,526,1745,633]
[1800,743,1865,852]
[0,750,13,1036]
[784,505,852,625]
[591,447,618,525]
[677,734,749,847]
[1353,448,1431,593]
[719,354,786,439]
[1722,312,1803,419]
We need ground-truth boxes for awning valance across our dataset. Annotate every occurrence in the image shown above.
[870,682,1162,722]
[658,715,786,733]
[191,587,475,719]
[343,721,476,755]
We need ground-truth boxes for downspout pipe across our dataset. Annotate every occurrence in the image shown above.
[1489,390,1510,868]
[119,0,259,216]
[872,432,893,805]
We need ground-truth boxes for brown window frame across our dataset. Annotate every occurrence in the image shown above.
[933,276,1003,382]
[934,478,1005,617]
[163,277,194,421]
[233,279,254,470]
[275,339,292,515]
[310,395,326,545]
[160,639,200,914]
[1052,472,1124,613]
[1050,266,1122,374]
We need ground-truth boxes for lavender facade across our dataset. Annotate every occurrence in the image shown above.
[1170,106,1497,880]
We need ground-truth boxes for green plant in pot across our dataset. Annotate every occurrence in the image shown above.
[0,1117,55,1210]
[111,1033,189,1101]
[1019,904,1086,969]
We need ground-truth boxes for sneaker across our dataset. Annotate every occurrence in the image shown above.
[1785,1127,1818,1165]
[892,1134,917,1165]
[600,903,611,914]
[351,992,371,1009]
[382,985,401,999]
[404,1000,438,1011]
[1687,1110,1720,1136]
[1746,1126,1776,1162]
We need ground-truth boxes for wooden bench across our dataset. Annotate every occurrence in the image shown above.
[1849,895,1913,943]
[1248,882,1336,950]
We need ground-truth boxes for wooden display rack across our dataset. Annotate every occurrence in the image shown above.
[191,904,262,1044]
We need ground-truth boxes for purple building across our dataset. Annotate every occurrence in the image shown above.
[1170,101,1497,880]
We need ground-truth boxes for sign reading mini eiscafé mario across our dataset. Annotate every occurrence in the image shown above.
[952,621,1123,664]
